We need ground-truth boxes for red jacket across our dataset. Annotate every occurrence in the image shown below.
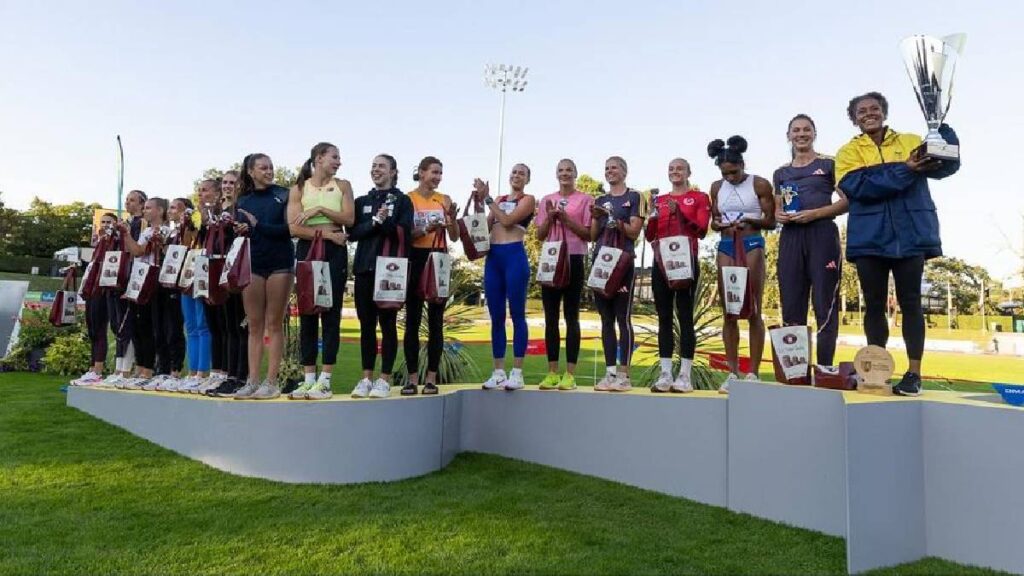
[646,191,710,254]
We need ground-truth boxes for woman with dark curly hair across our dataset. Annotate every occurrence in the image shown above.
[708,136,775,393]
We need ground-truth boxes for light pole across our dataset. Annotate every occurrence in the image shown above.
[484,64,528,196]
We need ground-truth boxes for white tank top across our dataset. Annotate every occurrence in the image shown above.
[717,175,761,223]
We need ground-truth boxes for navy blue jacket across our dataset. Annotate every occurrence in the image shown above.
[836,124,960,261]
[237,184,294,271]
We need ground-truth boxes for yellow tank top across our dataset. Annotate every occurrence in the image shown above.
[301,179,344,226]
[409,190,449,249]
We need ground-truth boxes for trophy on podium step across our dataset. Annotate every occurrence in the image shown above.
[853,345,896,395]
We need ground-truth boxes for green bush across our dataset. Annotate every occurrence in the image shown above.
[43,334,91,376]
[0,308,82,372]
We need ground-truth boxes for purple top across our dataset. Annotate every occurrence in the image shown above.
[772,157,837,221]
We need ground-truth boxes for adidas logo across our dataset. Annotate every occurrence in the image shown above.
[825,260,837,270]
[812,169,826,176]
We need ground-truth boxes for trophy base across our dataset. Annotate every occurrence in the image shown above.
[917,141,959,162]
[857,383,892,396]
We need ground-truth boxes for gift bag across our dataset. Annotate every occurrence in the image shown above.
[374,227,409,310]
[177,248,202,293]
[79,236,107,300]
[721,231,755,320]
[813,363,858,390]
[297,231,332,315]
[652,202,695,290]
[201,223,228,305]
[458,200,490,261]
[193,254,211,300]
[98,236,132,292]
[418,232,451,304]
[769,324,812,385]
[124,258,158,305]
[536,220,570,288]
[160,244,188,288]
[50,267,78,327]
[587,228,634,299]
[219,235,251,292]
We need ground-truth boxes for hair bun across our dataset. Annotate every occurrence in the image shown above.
[726,135,748,154]
[707,139,726,158]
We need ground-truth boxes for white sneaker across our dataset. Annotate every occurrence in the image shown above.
[351,378,372,398]
[234,380,260,400]
[368,378,391,398]
[163,376,185,392]
[503,371,525,391]
[306,377,333,400]
[743,372,759,382]
[197,375,224,394]
[608,376,632,393]
[176,376,201,393]
[719,373,739,395]
[651,372,672,393]
[595,373,617,392]
[482,370,507,390]
[113,375,131,390]
[671,371,693,393]
[251,380,281,400]
[71,371,103,386]
[122,377,147,391]
[97,374,122,389]
[142,376,165,391]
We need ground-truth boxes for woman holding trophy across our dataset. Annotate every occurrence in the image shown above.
[473,163,536,392]
[773,114,847,367]
[402,156,459,396]
[535,159,594,391]
[708,137,775,393]
[349,154,412,399]
[836,91,960,396]
[286,142,354,401]
[647,158,710,393]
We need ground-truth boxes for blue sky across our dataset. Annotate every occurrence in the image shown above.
[2,0,1021,280]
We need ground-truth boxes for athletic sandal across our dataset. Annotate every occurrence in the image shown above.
[401,382,418,396]
[422,382,439,395]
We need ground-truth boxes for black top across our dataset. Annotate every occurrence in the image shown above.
[348,187,413,275]
[236,184,294,271]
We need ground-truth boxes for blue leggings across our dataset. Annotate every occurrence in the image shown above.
[484,242,530,359]
[181,294,211,372]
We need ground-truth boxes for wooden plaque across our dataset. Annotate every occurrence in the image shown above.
[853,345,895,396]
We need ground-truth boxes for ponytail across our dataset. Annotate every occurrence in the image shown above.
[295,142,337,192]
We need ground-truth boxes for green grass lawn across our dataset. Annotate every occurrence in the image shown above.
[0,271,63,292]
[0,373,1006,575]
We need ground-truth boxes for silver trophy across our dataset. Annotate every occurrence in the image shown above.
[602,201,616,228]
[900,33,966,161]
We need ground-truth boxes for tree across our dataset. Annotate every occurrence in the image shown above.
[838,226,860,314]
[576,174,604,198]
[0,191,17,255]
[761,230,782,320]
[6,198,100,257]
[924,256,996,315]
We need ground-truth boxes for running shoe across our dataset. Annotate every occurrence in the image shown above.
[538,372,560,390]
[351,378,372,398]
[595,373,617,392]
[233,380,260,400]
[557,372,576,391]
[608,376,632,393]
[290,380,316,400]
[651,372,672,393]
[671,371,693,393]
[369,378,391,398]
[305,380,332,400]
[503,371,525,391]
[482,370,507,390]
[251,380,281,400]
[71,371,103,387]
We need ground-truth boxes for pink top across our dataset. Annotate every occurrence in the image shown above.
[536,190,594,256]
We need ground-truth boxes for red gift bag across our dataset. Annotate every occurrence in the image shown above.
[220,234,251,293]
[98,235,133,293]
[49,267,78,327]
[535,219,570,289]
[374,227,410,311]
[418,231,451,304]
[296,231,331,315]
[651,202,696,290]
[201,223,228,305]
[458,199,490,261]
[79,235,108,300]
[721,230,756,320]
[587,228,634,299]
[769,324,812,385]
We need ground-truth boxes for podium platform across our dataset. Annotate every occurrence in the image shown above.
[67,381,1024,574]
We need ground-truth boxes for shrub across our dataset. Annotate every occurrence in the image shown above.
[1,308,82,372]
[43,334,91,376]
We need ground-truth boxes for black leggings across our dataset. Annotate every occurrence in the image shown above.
[106,290,133,359]
[85,296,108,364]
[297,238,348,367]
[652,265,700,360]
[594,266,636,367]
[152,287,185,374]
[541,255,585,364]
[225,293,248,381]
[131,300,155,370]
[404,249,445,374]
[778,222,842,365]
[204,301,227,372]
[355,272,399,374]
[855,256,926,361]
